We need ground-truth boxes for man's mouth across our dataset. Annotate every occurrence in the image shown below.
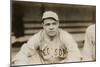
[49,31,55,33]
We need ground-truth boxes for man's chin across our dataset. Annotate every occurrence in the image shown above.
[48,34,56,37]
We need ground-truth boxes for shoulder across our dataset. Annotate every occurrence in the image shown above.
[88,24,95,29]
[86,24,95,33]
[85,24,95,36]
[59,29,74,43]
[26,30,43,46]
[58,29,78,48]
[59,29,72,38]
[28,30,43,41]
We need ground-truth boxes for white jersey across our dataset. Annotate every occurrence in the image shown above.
[13,29,82,65]
[82,24,95,61]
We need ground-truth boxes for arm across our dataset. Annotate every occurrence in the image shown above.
[61,31,82,62]
[12,33,41,65]
[82,25,94,61]
[13,43,34,65]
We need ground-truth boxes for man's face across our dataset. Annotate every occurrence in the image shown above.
[43,18,59,37]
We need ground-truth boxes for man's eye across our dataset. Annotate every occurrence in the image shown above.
[45,23,50,26]
[52,22,57,25]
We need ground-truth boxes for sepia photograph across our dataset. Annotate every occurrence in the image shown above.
[11,0,96,66]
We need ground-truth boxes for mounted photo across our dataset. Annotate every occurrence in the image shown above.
[11,0,96,66]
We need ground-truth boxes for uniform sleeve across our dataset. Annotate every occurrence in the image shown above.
[12,33,41,65]
[61,31,82,62]
[82,26,93,61]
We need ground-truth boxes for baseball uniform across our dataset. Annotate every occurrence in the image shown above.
[13,29,82,65]
[82,24,95,61]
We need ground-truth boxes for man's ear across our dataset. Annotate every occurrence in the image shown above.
[42,23,44,26]
[42,23,44,28]
[57,21,59,26]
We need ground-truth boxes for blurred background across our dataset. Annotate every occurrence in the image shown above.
[11,1,96,61]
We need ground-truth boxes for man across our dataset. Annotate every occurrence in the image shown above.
[82,24,96,61]
[13,11,82,65]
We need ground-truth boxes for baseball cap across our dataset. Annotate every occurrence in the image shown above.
[42,11,59,21]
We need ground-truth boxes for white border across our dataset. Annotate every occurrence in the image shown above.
[16,0,96,5]
[0,0,10,67]
[0,0,97,67]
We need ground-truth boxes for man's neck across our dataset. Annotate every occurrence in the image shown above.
[43,30,60,42]
[44,32,58,42]
[49,36,56,41]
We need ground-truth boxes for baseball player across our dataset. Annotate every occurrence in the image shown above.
[12,11,82,65]
[82,24,95,61]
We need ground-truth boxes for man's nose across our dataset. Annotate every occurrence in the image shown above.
[49,25,54,30]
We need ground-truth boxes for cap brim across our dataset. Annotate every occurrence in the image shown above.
[42,17,57,21]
